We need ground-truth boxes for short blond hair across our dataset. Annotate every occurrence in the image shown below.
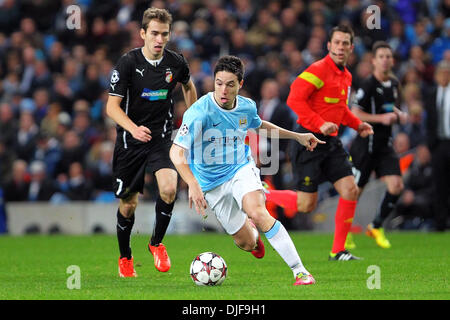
[142,7,172,31]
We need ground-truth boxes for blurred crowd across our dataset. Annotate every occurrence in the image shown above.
[0,0,449,230]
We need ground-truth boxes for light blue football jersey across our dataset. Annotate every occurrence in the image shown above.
[173,92,262,191]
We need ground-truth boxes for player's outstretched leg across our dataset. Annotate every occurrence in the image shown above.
[149,170,177,272]
[243,190,315,285]
[148,195,174,272]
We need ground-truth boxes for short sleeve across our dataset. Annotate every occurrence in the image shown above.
[178,54,190,85]
[173,107,203,150]
[248,100,262,129]
[353,80,372,113]
[109,54,133,97]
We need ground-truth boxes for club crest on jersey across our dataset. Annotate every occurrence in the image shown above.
[238,117,247,129]
[165,69,173,83]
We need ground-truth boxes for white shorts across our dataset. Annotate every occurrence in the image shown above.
[204,162,264,235]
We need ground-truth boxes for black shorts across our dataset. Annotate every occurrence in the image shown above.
[112,137,175,199]
[290,126,354,193]
[350,137,401,188]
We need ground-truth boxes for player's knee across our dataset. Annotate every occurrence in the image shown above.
[340,183,359,201]
[249,209,276,233]
[389,180,404,195]
[159,187,176,204]
[298,200,316,213]
[120,201,137,217]
[246,206,268,226]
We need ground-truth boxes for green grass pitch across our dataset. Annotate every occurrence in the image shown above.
[0,231,448,300]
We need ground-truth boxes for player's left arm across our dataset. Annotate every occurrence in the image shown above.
[181,80,197,108]
[256,120,325,151]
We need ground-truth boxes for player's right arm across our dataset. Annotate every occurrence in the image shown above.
[106,53,151,143]
[106,96,152,142]
[170,105,207,215]
[169,144,207,215]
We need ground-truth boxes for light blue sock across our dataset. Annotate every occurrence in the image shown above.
[265,220,309,277]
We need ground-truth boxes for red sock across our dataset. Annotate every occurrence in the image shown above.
[331,197,357,254]
[265,190,298,212]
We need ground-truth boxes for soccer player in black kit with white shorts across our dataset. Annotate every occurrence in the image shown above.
[350,41,407,249]
[106,7,197,277]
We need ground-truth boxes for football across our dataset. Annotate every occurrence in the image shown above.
[190,252,227,286]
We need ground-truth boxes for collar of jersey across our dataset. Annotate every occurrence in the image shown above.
[325,54,347,75]
[209,92,239,112]
[140,48,163,66]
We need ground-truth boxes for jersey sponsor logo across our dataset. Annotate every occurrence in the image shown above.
[141,88,169,101]
[382,102,394,112]
[376,87,384,95]
[165,69,173,83]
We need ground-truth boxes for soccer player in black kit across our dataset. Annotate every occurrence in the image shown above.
[106,7,197,277]
[350,41,407,249]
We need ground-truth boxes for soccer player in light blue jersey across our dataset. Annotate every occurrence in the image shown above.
[170,55,325,285]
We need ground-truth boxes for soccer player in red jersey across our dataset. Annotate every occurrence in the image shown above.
[265,25,373,261]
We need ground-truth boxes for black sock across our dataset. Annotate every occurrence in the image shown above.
[150,196,174,246]
[117,209,135,259]
[373,192,400,228]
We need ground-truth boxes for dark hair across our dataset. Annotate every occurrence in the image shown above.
[213,55,245,82]
[142,7,173,31]
[372,41,392,56]
[329,24,355,44]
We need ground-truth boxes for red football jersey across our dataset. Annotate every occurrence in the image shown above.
[287,54,361,136]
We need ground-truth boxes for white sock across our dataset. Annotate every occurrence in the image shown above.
[264,220,309,277]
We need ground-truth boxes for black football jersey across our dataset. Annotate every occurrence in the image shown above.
[353,75,401,149]
[109,47,190,147]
